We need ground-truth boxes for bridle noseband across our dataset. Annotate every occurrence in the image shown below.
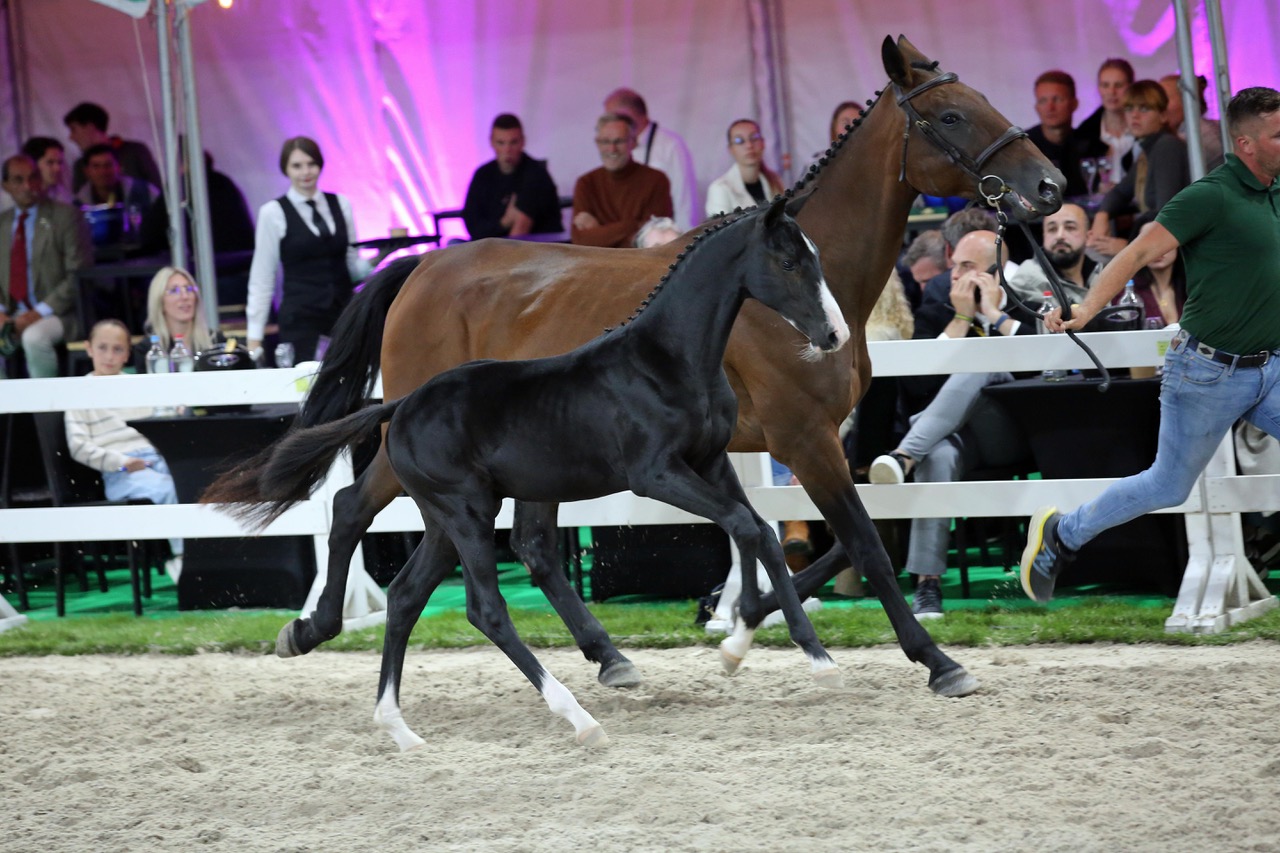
[894,71,1027,195]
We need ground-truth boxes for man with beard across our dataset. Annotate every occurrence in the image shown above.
[1006,203,1102,307]
[868,230,1039,619]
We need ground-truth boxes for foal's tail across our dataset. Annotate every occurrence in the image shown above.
[200,255,418,507]
[220,399,407,530]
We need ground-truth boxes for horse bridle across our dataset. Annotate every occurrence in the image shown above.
[894,69,1113,391]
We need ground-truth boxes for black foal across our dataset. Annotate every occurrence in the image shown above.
[248,198,849,749]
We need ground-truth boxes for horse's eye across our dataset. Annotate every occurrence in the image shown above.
[941,112,961,127]
[781,259,795,270]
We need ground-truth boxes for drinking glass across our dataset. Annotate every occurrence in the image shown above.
[274,342,295,369]
[1080,158,1098,196]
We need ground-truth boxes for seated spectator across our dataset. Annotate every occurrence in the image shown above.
[1006,202,1101,308]
[1112,220,1185,328]
[462,114,562,240]
[1088,80,1190,257]
[23,137,72,205]
[570,114,673,248]
[633,216,682,248]
[899,230,947,311]
[705,119,785,218]
[604,87,697,229]
[1075,58,1137,188]
[1026,70,1093,198]
[132,266,221,371]
[1160,73,1225,172]
[64,102,162,193]
[1,154,93,379]
[870,230,1035,619]
[66,319,182,580]
[830,101,862,142]
[75,144,165,253]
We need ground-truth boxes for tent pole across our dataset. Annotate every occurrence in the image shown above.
[175,0,218,327]
[1202,0,1233,156]
[1172,0,1206,181]
[155,0,185,272]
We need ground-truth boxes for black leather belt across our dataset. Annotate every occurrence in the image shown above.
[1177,329,1272,368]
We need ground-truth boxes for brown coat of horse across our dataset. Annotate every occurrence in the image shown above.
[206,36,1064,695]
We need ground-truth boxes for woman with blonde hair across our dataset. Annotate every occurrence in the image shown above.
[133,266,217,370]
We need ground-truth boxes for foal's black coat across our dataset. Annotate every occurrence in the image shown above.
[251,198,848,747]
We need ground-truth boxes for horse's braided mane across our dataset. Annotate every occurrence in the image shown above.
[604,209,752,333]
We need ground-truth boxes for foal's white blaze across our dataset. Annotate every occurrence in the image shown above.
[373,677,426,752]
[539,669,608,747]
[802,232,850,352]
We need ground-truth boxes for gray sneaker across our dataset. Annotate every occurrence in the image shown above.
[912,577,944,620]
[1020,506,1076,602]
[870,452,912,484]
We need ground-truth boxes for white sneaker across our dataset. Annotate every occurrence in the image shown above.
[870,453,909,484]
[761,596,823,628]
[165,556,183,583]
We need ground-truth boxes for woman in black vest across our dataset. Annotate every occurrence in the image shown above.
[245,136,367,363]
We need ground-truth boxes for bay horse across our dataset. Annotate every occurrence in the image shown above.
[204,36,1064,698]
[242,200,849,749]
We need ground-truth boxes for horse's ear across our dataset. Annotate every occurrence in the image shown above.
[882,35,908,86]
[763,195,787,228]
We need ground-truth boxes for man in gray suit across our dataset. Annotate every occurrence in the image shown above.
[1,154,93,378]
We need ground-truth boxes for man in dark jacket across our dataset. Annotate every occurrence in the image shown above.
[462,114,562,239]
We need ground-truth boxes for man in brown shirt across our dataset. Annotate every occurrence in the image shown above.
[571,114,673,247]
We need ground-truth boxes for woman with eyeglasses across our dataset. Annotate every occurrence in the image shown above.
[132,265,220,370]
[704,119,784,220]
[1088,80,1191,258]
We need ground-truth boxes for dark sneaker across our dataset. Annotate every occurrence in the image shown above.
[870,451,913,485]
[912,577,944,620]
[1021,506,1076,602]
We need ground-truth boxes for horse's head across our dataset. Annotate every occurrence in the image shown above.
[883,35,1064,220]
[750,197,850,358]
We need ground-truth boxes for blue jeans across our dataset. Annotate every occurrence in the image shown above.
[1057,333,1280,552]
[102,447,182,557]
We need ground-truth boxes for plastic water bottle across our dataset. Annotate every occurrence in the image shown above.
[170,334,195,373]
[145,335,178,416]
[1118,279,1144,323]
[1038,291,1068,381]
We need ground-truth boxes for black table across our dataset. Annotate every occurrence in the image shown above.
[984,375,1187,594]
[129,404,316,609]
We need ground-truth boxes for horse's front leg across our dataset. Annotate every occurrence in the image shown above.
[510,500,640,688]
[784,436,980,697]
[279,448,403,657]
[373,520,460,752]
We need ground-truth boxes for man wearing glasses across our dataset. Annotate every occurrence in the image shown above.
[570,114,673,248]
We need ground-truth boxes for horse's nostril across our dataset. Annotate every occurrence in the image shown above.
[1039,178,1063,203]
[826,329,841,349]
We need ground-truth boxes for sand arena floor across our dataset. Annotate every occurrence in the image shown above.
[3,643,1279,852]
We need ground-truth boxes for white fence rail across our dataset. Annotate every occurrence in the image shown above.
[1,329,1274,633]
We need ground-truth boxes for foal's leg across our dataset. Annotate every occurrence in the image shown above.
[278,448,403,657]
[639,458,837,686]
[510,500,640,688]
[447,500,607,747]
[698,455,841,687]
[372,522,460,752]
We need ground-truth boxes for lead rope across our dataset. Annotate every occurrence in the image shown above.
[987,199,1112,393]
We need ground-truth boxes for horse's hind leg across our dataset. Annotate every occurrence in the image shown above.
[450,502,606,747]
[279,447,403,658]
[511,500,640,688]
[373,520,460,752]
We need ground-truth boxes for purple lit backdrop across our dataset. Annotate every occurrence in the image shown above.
[12,0,1279,246]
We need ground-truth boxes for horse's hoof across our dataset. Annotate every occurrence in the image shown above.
[598,660,643,689]
[720,647,743,676]
[812,665,844,690]
[577,725,609,748]
[930,666,981,697]
[275,621,303,658]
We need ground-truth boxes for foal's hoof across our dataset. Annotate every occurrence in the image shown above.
[929,666,981,697]
[719,647,744,676]
[598,660,643,689]
[577,725,609,748]
[275,621,303,658]
[811,664,844,690]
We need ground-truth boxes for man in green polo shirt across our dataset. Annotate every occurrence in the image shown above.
[1019,86,1280,601]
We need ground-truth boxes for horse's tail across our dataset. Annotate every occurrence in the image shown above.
[207,399,406,530]
[298,254,420,429]
[200,255,417,507]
